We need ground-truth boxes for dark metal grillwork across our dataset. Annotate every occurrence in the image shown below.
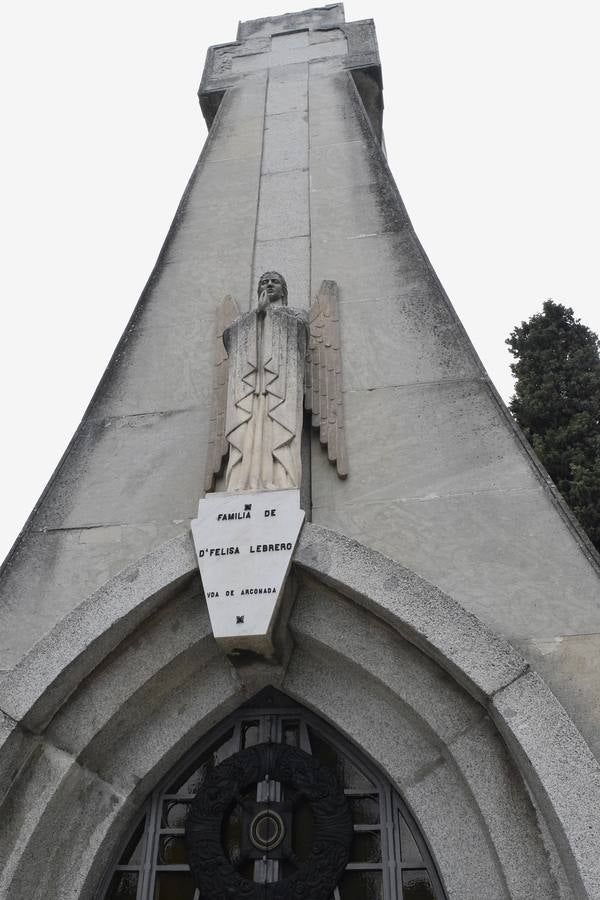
[100,704,446,900]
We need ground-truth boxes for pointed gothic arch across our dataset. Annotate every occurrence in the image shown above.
[0,524,599,899]
[99,691,447,900]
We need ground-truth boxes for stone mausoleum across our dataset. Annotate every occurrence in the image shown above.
[1,5,600,899]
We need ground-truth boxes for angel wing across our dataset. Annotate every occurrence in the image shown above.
[306,280,348,478]
[204,294,240,492]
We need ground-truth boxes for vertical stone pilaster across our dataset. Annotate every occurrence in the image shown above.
[252,58,310,308]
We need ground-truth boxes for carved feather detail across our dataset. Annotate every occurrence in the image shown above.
[306,280,348,478]
[204,294,240,492]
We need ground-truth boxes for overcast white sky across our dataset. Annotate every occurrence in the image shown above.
[1,0,598,563]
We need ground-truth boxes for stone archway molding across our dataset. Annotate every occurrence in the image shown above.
[0,523,599,898]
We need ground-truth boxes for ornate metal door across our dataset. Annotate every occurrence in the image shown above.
[101,697,446,900]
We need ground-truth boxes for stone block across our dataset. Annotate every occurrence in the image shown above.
[310,138,377,191]
[262,112,308,174]
[311,179,407,237]
[273,30,309,50]
[0,713,37,805]
[91,317,215,420]
[256,171,309,240]
[46,590,213,758]
[344,18,380,62]
[0,522,186,672]
[313,379,538,507]
[237,6,344,41]
[518,633,600,767]
[283,643,443,783]
[291,577,483,743]
[0,744,127,900]
[81,655,239,802]
[309,107,360,148]
[203,75,266,161]
[231,53,269,75]
[403,760,508,899]
[204,114,265,161]
[294,523,528,701]
[308,70,354,112]
[311,488,600,641]
[164,191,259,262]
[310,28,348,47]
[32,409,207,530]
[0,741,76,894]
[239,36,346,72]
[335,294,479,390]
[266,66,307,115]
[311,229,429,304]
[144,245,253,329]
[492,671,600,899]
[186,156,263,211]
[448,716,559,897]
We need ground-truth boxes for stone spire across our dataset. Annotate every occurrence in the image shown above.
[1,5,600,769]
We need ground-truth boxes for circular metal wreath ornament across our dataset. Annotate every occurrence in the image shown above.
[185,742,353,900]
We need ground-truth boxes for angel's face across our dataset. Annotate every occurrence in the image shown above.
[258,273,286,306]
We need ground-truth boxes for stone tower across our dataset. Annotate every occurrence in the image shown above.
[1,6,600,899]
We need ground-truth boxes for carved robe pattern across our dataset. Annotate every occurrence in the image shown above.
[204,279,347,495]
[223,305,308,492]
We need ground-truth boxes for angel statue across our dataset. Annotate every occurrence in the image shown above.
[204,271,347,493]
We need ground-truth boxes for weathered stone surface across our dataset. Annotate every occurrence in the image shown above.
[312,229,430,303]
[314,379,536,504]
[310,138,383,192]
[236,5,344,41]
[308,69,355,111]
[45,591,212,758]
[229,31,348,73]
[0,522,185,672]
[403,760,509,899]
[0,712,37,804]
[262,111,308,174]
[266,64,308,116]
[311,179,408,237]
[291,576,484,743]
[256,170,309,241]
[0,744,129,900]
[91,317,215,420]
[0,523,593,897]
[309,102,358,148]
[0,532,197,728]
[332,295,479,389]
[493,671,600,898]
[283,643,443,784]
[30,410,206,530]
[81,655,238,804]
[294,523,528,701]
[1,5,600,897]
[311,489,600,641]
[0,741,85,895]
[447,715,560,898]
[521,633,600,759]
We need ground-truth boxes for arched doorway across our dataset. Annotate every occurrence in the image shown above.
[100,690,446,900]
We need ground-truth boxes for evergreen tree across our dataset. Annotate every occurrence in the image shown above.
[506,300,600,552]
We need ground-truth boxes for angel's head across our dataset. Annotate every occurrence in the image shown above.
[257,271,288,306]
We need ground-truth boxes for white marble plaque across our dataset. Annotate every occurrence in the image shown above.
[191,489,305,654]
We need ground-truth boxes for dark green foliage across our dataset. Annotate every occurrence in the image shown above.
[506,300,600,552]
